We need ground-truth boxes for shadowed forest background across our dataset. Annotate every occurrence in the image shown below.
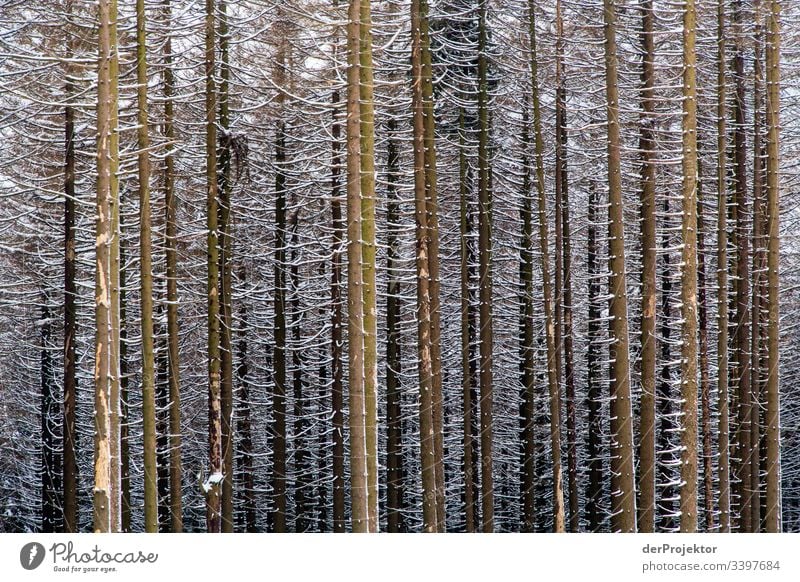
[0,0,798,533]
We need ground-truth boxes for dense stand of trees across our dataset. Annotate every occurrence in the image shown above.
[0,0,798,533]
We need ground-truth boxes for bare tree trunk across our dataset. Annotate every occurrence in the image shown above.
[236,268,256,532]
[94,0,121,533]
[586,179,602,532]
[346,0,369,532]
[359,0,379,532]
[519,104,535,533]
[410,0,438,532]
[161,0,182,534]
[41,301,60,532]
[330,0,346,534]
[637,0,657,534]
[555,0,578,532]
[63,0,78,531]
[716,0,731,533]
[732,0,752,532]
[217,0,234,533]
[679,0,699,533]
[136,0,158,533]
[204,0,223,533]
[603,0,637,532]
[477,0,494,532]
[764,0,782,533]
[272,42,288,532]
[386,116,404,533]
[697,162,715,531]
[529,0,565,533]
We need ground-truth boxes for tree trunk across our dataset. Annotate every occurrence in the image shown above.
[679,0,699,533]
[204,0,223,533]
[161,0,182,533]
[716,0,731,533]
[236,267,257,532]
[519,103,535,533]
[330,0,346,534]
[555,0,578,532]
[477,0,494,532]
[346,0,369,533]
[410,0,438,532]
[94,0,121,533]
[386,116,404,533]
[697,161,715,531]
[217,0,235,534]
[764,0,782,533]
[359,0,379,532]
[586,180,602,532]
[136,0,159,533]
[732,0,753,532]
[272,42,288,532]
[602,0,637,533]
[637,0,657,534]
[41,301,60,532]
[529,0,566,534]
[63,0,78,531]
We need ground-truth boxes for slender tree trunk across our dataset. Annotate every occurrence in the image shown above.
[679,0,699,533]
[586,179,602,532]
[386,116,404,533]
[716,0,731,533]
[555,0,578,532]
[217,0,235,534]
[289,212,309,531]
[528,0,565,533]
[161,0,182,533]
[732,0,753,532]
[41,301,60,532]
[330,19,346,531]
[658,204,677,531]
[272,41,288,533]
[750,2,766,531]
[410,0,438,532]
[420,0,446,531]
[764,0,782,533]
[119,225,130,533]
[155,306,171,532]
[459,109,479,534]
[346,0,369,533]
[477,0,494,532]
[135,0,159,533]
[236,266,256,532]
[63,0,78,531]
[204,0,223,534]
[519,104,535,533]
[359,0,379,532]
[108,0,122,534]
[697,163,715,531]
[94,0,121,533]
[602,0,637,533]
[637,0,657,534]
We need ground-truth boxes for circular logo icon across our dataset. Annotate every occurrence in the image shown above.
[20,542,46,570]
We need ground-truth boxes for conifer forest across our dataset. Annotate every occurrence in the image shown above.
[0,0,798,534]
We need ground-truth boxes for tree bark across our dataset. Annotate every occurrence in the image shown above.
[764,0,782,533]
[204,0,223,533]
[136,0,159,533]
[637,0,657,534]
[602,0,637,532]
